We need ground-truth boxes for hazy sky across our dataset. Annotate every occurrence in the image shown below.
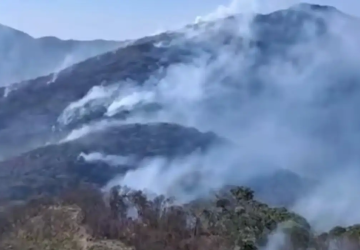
[0,0,358,41]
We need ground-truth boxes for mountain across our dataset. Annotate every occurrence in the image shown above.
[1,4,360,249]
[0,24,127,85]
[0,3,349,157]
[0,122,221,202]
[0,2,355,196]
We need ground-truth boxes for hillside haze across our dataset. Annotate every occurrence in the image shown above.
[0,23,124,85]
[1,3,360,250]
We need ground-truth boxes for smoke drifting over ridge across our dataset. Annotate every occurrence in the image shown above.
[1,1,360,244]
[67,0,360,234]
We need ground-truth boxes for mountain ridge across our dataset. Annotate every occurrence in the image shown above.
[0,3,354,162]
[0,4,360,249]
[0,23,126,86]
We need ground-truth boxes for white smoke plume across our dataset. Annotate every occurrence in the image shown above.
[54,0,360,238]
[78,152,133,167]
[195,0,258,23]
[47,54,75,84]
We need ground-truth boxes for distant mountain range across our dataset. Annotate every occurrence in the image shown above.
[0,24,128,85]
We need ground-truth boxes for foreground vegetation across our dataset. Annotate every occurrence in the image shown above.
[0,185,359,250]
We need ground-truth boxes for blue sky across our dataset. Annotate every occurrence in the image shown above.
[0,0,358,41]
[0,0,229,40]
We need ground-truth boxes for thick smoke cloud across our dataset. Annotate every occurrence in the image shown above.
[56,0,360,240]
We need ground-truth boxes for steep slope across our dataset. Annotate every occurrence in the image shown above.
[0,3,359,232]
[0,3,351,159]
[0,41,191,158]
[0,122,221,202]
[0,3,356,208]
[0,23,126,86]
